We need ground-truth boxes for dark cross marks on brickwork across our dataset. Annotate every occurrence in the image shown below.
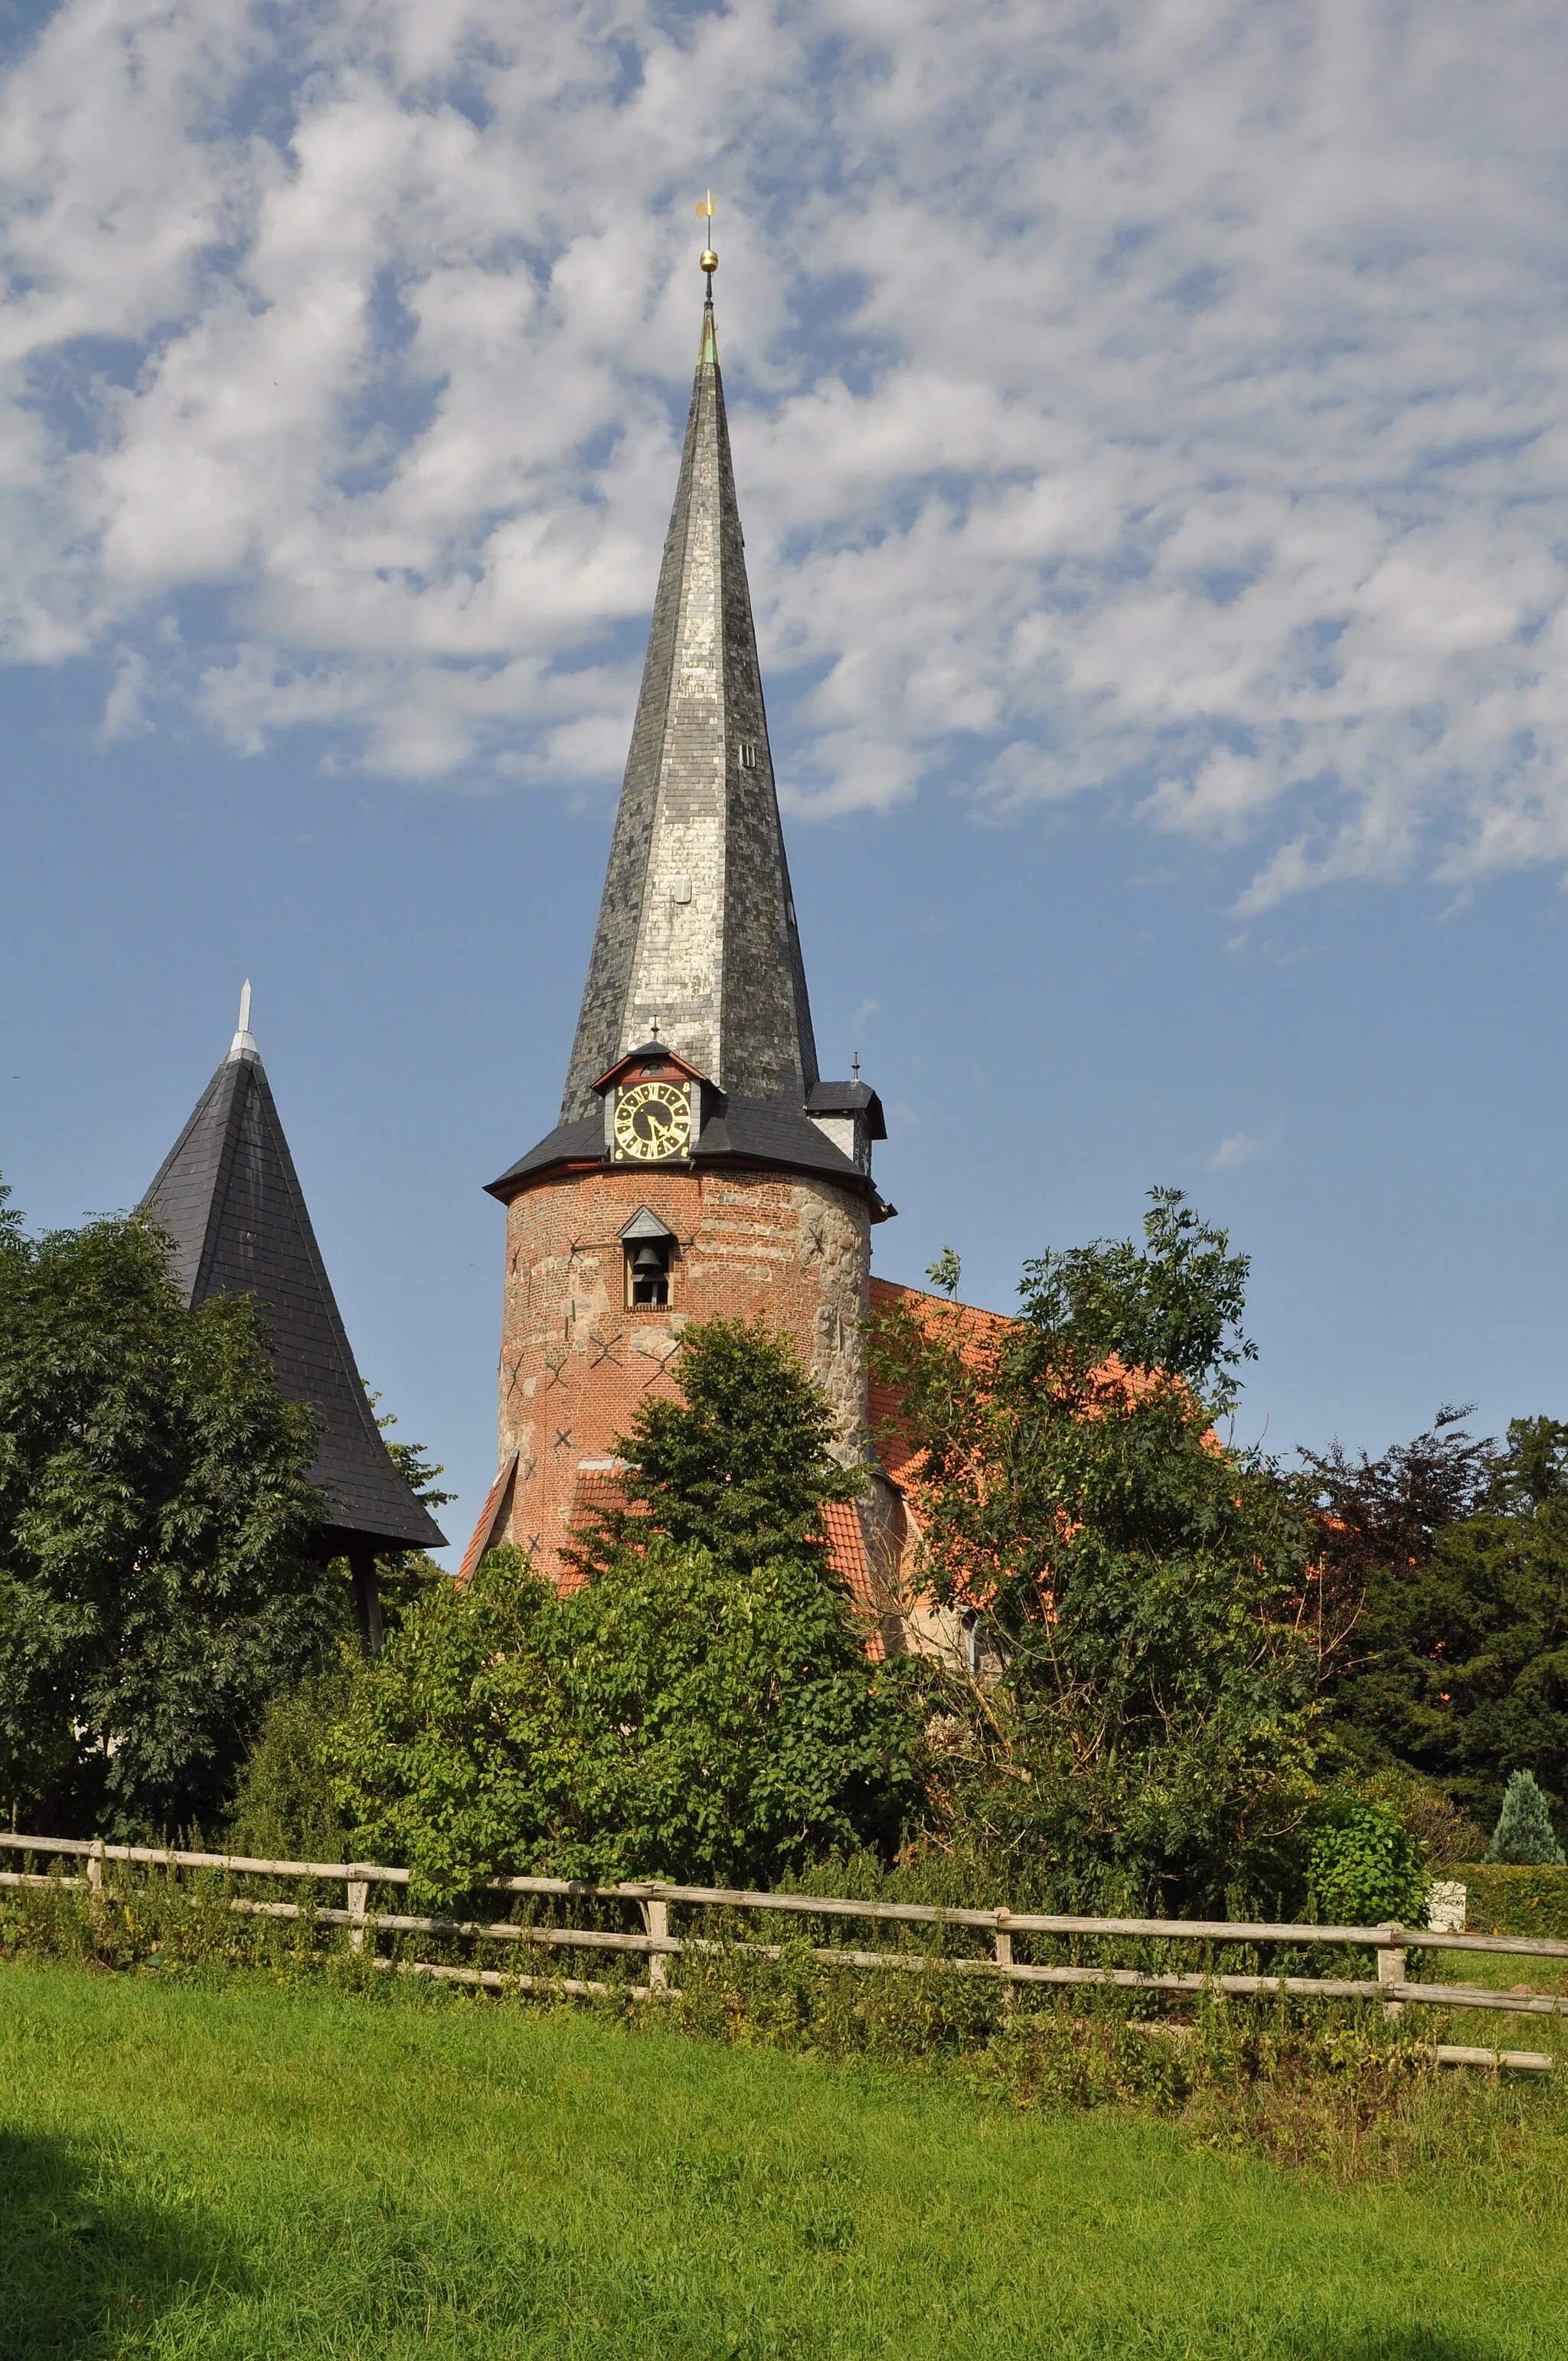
[554,1427,573,1453]
[639,1336,682,1392]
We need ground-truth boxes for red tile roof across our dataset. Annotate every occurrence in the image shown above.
[821,1495,872,1612]
[867,1276,1014,1489]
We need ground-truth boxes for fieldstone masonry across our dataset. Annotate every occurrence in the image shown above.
[499,1165,871,1570]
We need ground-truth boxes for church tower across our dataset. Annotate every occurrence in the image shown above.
[479,251,892,1579]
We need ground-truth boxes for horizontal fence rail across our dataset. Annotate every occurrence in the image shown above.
[3,1831,1562,2074]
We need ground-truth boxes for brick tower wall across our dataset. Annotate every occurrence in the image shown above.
[497,1164,871,1576]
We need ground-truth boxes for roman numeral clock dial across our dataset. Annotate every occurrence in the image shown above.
[612,1079,692,1162]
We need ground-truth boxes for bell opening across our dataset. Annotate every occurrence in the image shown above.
[626,1236,673,1310]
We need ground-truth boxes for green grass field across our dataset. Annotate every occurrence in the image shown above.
[3,1961,1566,2361]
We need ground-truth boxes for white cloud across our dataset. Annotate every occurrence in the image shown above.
[0,0,1564,904]
[1207,1132,1276,1173]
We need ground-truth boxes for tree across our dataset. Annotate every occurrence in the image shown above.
[1484,1769,1566,1866]
[328,1316,917,1901]
[566,1314,864,1583]
[325,1538,921,1902]
[1013,1185,1257,1412]
[0,1185,338,1834]
[1316,1416,1568,1827]
[344,1398,455,1638]
[870,1191,1325,1911]
[1301,1408,1494,1684]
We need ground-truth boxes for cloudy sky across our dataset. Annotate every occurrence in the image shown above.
[3,0,1566,1546]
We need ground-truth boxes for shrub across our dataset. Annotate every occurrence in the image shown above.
[1456,1863,1568,1938]
[1306,1802,1429,1928]
[324,1540,924,1905]
[225,1664,354,1861]
[1484,1768,1566,1866]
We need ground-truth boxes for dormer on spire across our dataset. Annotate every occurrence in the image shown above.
[559,284,819,1123]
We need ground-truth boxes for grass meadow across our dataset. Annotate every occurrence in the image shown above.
[5,1959,1568,2361]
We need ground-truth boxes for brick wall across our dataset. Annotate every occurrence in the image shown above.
[496,1163,871,1576]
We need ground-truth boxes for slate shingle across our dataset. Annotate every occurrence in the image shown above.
[558,297,818,1122]
[142,1047,446,1554]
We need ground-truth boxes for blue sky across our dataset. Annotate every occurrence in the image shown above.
[2,0,1566,1552]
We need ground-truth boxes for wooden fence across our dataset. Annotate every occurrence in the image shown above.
[4,1831,1565,2073]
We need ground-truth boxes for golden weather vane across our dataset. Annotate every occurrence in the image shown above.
[694,190,718,286]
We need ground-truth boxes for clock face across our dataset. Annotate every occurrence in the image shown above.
[612,1078,692,1162]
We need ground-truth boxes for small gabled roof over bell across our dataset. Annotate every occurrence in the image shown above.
[618,1206,678,1243]
[140,988,446,1556]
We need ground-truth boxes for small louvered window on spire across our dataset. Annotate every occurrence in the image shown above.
[738,741,756,771]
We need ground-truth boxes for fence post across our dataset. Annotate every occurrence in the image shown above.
[86,1840,105,1898]
[643,1891,671,1993]
[1377,1924,1406,2022]
[347,1877,369,1958]
[994,1913,1015,2016]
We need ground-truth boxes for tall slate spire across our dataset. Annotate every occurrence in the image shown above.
[141,1000,445,1557]
[559,295,819,1123]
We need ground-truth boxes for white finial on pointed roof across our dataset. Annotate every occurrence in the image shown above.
[229,978,257,1061]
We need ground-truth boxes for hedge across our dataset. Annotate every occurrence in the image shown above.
[1452,1863,1568,1940]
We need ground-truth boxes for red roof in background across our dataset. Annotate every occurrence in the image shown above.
[554,1463,878,1631]
[458,1279,1018,1618]
[455,1452,517,1586]
[821,1495,873,1618]
[867,1276,1013,1487]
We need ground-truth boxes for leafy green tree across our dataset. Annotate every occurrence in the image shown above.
[1318,1416,1568,1827]
[871,1190,1325,1911]
[328,1318,914,1901]
[567,1314,864,1583]
[1485,1769,1566,1866]
[0,1184,338,1834]
[1014,1185,1258,1412]
[325,1538,922,1903]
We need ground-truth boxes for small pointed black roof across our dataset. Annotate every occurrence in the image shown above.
[141,1001,445,1555]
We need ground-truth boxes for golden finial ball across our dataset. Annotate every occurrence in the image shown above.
[700,247,718,275]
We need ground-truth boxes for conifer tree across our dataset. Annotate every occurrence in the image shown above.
[566,1314,863,1584]
[1484,1769,1566,1866]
